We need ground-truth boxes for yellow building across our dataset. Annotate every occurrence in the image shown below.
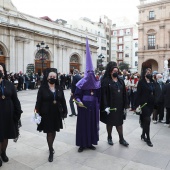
[138,0,170,73]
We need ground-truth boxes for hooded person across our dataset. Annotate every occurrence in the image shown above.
[74,38,101,152]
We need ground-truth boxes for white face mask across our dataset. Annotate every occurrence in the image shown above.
[125,76,127,79]
[157,78,163,83]
[134,76,137,78]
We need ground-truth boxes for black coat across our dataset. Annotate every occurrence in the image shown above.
[154,82,164,105]
[0,80,22,142]
[71,74,82,94]
[35,84,67,133]
[135,78,155,117]
[100,77,127,126]
[163,83,170,108]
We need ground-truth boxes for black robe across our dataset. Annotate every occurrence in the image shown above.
[100,77,127,126]
[135,79,155,117]
[35,84,68,133]
[0,80,22,142]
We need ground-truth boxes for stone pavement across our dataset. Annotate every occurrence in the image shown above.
[1,89,170,170]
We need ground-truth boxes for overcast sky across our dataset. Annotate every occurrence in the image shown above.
[12,0,139,23]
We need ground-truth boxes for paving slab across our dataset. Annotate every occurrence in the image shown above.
[0,89,169,170]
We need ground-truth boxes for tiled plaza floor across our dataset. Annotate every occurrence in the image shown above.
[1,89,170,170]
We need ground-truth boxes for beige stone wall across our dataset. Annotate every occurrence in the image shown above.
[138,0,170,73]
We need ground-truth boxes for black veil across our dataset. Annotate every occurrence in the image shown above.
[0,63,8,80]
[42,68,59,86]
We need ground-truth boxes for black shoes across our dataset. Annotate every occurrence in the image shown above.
[119,139,129,147]
[88,145,96,150]
[78,147,84,152]
[1,152,9,162]
[141,135,147,142]
[108,138,113,145]
[141,135,153,147]
[48,151,54,162]
[146,140,153,147]
[69,114,77,117]
[48,149,55,162]
[0,158,2,167]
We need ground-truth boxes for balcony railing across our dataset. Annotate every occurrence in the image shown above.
[147,15,156,20]
[142,44,170,50]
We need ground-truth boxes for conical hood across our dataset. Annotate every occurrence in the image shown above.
[76,38,101,90]
[85,38,93,73]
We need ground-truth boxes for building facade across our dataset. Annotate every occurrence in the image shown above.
[111,24,138,72]
[138,0,170,73]
[0,0,98,74]
[66,17,108,67]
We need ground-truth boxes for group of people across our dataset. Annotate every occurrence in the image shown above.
[0,39,170,167]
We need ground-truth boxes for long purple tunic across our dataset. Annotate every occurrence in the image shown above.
[74,87,100,147]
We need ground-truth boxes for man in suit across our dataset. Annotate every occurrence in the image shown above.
[69,69,82,117]
[153,74,165,123]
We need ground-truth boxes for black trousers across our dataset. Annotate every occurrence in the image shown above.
[157,103,165,121]
[69,95,76,115]
[166,108,170,124]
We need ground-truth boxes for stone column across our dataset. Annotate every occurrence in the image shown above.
[138,26,144,51]
[159,23,165,49]
[138,54,144,73]
[9,30,15,72]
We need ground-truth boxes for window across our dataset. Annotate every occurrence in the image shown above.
[101,39,106,43]
[118,37,123,43]
[125,54,129,57]
[135,42,138,47]
[125,46,129,50]
[148,35,155,49]
[135,51,138,56]
[135,61,138,66]
[118,53,123,60]
[0,48,3,55]
[118,45,123,50]
[113,31,117,36]
[119,30,124,36]
[112,46,116,50]
[126,29,130,35]
[149,11,155,20]
[101,47,106,50]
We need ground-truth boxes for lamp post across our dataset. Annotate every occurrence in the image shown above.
[36,41,49,73]
[97,54,105,71]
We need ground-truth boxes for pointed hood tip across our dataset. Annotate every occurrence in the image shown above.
[86,38,94,73]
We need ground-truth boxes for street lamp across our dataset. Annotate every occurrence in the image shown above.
[97,54,105,71]
[36,41,49,73]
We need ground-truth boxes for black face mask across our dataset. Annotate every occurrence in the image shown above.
[0,71,3,79]
[113,72,118,78]
[48,78,56,84]
[146,74,152,80]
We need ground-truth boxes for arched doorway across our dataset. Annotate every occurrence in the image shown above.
[142,59,158,73]
[70,54,80,73]
[0,46,5,64]
[35,49,51,74]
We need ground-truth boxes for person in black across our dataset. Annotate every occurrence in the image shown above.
[0,63,22,167]
[153,74,165,123]
[69,69,82,117]
[136,68,155,147]
[163,80,170,127]
[35,68,67,162]
[100,62,129,147]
